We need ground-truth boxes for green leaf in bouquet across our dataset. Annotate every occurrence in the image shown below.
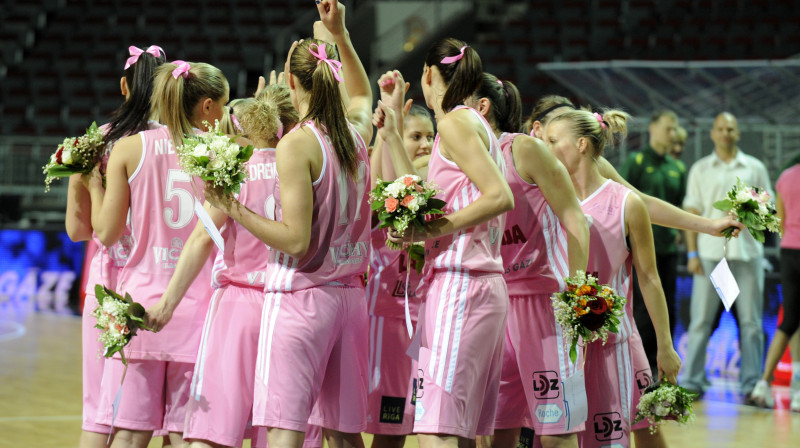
[712,199,733,212]
[95,284,108,302]
[197,155,210,165]
[426,198,447,212]
[751,229,765,243]
[47,165,81,178]
[569,341,578,363]
[371,200,385,211]
[377,210,393,223]
[201,174,216,181]
[238,144,254,162]
[406,244,426,274]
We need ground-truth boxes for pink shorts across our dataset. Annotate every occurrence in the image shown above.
[96,358,194,432]
[496,295,585,435]
[253,285,368,434]
[81,293,111,434]
[366,315,416,435]
[578,338,634,448]
[413,272,508,439]
[628,328,654,432]
[184,285,264,447]
[250,424,323,448]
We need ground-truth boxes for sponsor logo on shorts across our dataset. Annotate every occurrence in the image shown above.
[593,412,623,441]
[379,396,405,424]
[532,370,560,399]
[534,404,563,424]
[635,369,653,393]
[517,427,535,448]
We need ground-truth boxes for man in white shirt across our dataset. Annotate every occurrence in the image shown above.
[682,112,772,400]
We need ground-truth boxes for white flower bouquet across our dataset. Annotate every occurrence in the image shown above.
[42,122,105,192]
[633,381,698,434]
[369,174,445,273]
[92,284,151,365]
[550,271,627,363]
[176,120,254,195]
[713,177,781,243]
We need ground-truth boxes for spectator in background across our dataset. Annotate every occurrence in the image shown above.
[619,109,686,377]
[748,160,800,412]
[681,112,772,400]
[669,125,688,161]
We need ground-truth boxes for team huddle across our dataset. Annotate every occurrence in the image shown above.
[67,2,742,448]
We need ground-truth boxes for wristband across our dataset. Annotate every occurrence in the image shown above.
[687,251,698,259]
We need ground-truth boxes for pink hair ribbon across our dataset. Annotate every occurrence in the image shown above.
[441,46,467,64]
[593,112,607,130]
[230,114,243,133]
[276,121,284,140]
[124,45,164,70]
[309,43,343,83]
[171,60,191,79]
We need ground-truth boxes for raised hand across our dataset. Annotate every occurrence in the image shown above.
[316,0,346,37]
[372,100,398,141]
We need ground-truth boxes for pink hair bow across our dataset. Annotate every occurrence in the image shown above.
[309,43,343,83]
[171,60,191,79]
[593,112,607,130]
[441,46,467,64]
[124,45,164,70]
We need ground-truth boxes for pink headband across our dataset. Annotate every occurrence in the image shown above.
[124,45,164,70]
[309,43,343,83]
[171,60,191,79]
[441,46,467,64]
[593,112,607,130]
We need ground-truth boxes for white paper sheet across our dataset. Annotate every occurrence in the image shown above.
[710,258,740,311]
[563,370,588,432]
[194,201,224,252]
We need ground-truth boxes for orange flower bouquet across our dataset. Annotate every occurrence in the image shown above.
[551,271,627,362]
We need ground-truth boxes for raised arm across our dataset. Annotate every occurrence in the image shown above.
[625,193,682,383]
[83,135,141,247]
[597,155,742,236]
[409,110,513,240]
[317,0,373,144]
[146,201,227,331]
[515,135,589,276]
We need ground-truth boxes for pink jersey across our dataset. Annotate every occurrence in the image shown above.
[367,227,424,318]
[211,148,277,289]
[265,121,370,292]
[425,106,506,274]
[777,164,800,249]
[116,125,212,362]
[580,180,635,344]
[498,132,568,295]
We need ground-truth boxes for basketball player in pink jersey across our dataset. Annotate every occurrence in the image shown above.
[66,44,165,448]
[384,39,514,446]
[461,74,590,448]
[366,69,434,448]
[526,96,743,238]
[543,109,682,448]
[81,61,229,448]
[143,84,301,448]
[204,2,373,448]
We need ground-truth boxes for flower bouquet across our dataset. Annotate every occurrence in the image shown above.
[92,284,151,365]
[550,271,627,363]
[176,120,254,194]
[633,381,698,434]
[42,122,105,192]
[713,177,781,243]
[369,174,445,273]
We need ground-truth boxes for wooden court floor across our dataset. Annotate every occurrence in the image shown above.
[1,312,799,448]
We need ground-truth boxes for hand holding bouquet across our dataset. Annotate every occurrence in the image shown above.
[370,174,445,273]
[633,381,698,434]
[43,122,105,192]
[713,177,781,243]
[92,284,152,365]
[176,120,254,195]
[550,271,627,363]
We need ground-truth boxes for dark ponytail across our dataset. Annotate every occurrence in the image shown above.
[425,38,483,113]
[473,73,522,133]
[103,47,166,145]
[290,38,357,179]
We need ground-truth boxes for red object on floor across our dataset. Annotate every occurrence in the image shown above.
[773,305,793,386]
